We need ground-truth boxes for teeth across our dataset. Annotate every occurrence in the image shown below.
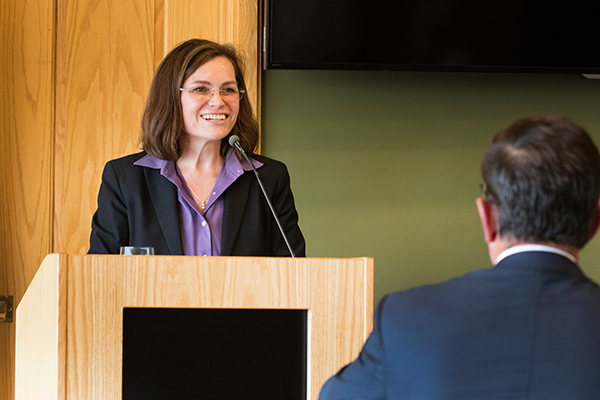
[202,114,226,121]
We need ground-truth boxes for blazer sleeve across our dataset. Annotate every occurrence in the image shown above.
[266,160,306,257]
[319,296,389,400]
[88,160,130,254]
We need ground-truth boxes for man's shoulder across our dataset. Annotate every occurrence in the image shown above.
[378,266,517,322]
[389,267,493,298]
[381,255,600,316]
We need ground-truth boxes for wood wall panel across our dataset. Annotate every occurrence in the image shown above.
[0,1,55,400]
[54,0,156,254]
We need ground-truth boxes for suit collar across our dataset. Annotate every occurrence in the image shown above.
[220,172,251,255]
[495,244,577,265]
[495,250,582,276]
[143,167,184,255]
[220,149,262,255]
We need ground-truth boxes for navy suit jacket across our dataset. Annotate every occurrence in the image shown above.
[88,151,305,257]
[320,251,600,399]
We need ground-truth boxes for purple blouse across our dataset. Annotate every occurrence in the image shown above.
[134,148,262,256]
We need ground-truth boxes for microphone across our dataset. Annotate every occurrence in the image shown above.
[228,135,296,258]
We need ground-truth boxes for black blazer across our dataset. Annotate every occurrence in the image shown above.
[88,152,305,257]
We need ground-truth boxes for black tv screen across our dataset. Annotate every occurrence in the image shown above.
[264,0,600,74]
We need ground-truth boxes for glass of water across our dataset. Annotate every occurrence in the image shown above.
[119,246,155,255]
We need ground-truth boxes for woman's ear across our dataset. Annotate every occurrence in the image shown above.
[476,197,497,244]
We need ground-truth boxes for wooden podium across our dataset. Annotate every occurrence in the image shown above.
[15,254,373,399]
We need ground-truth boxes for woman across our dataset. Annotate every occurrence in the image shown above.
[88,39,305,257]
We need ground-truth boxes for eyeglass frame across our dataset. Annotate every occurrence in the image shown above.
[479,182,496,203]
[179,87,245,101]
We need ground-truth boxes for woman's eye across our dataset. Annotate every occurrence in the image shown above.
[223,87,237,94]
[192,87,210,93]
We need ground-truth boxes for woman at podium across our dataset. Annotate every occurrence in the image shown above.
[88,39,305,257]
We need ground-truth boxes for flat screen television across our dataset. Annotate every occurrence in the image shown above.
[263,0,600,75]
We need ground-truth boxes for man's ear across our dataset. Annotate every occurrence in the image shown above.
[587,201,600,244]
[476,197,497,244]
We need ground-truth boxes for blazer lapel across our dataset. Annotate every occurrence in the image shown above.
[144,168,184,255]
[221,172,252,255]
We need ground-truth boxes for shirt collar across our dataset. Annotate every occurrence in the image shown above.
[223,146,263,175]
[134,147,263,173]
[494,244,577,265]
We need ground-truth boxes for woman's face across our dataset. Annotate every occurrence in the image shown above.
[180,56,240,145]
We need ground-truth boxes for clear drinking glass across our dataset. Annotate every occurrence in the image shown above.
[119,246,155,255]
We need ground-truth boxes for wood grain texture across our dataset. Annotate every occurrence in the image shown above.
[15,254,67,400]
[54,0,156,254]
[0,1,54,400]
[16,255,373,400]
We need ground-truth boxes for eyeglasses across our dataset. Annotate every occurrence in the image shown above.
[179,86,245,101]
[479,183,487,198]
[480,183,495,203]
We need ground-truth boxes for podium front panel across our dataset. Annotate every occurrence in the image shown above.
[16,254,374,400]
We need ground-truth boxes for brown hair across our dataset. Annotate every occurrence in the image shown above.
[140,39,259,160]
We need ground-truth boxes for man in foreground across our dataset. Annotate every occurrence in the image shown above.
[320,115,600,399]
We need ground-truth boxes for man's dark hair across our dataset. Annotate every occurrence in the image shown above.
[481,115,600,248]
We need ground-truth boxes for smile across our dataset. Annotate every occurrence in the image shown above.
[202,114,227,121]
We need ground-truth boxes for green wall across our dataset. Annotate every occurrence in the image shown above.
[260,69,600,305]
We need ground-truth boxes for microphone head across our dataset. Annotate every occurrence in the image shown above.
[228,135,241,147]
